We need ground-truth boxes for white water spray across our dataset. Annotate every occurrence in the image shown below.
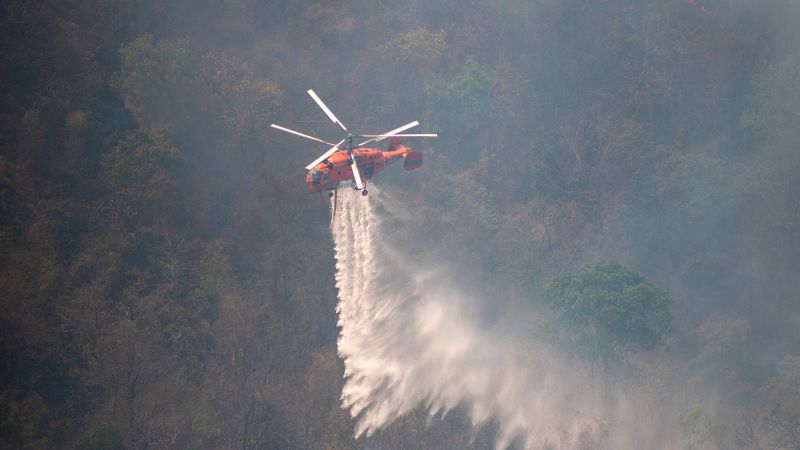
[332,188,621,449]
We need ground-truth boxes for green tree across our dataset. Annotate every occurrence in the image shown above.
[426,57,493,161]
[195,51,282,141]
[435,57,493,120]
[542,261,672,367]
[383,27,447,69]
[89,318,191,449]
[114,34,194,125]
[675,405,729,450]
[754,355,800,450]
[738,54,800,266]
[741,54,800,146]
[75,423,125,450]
[101,129,183,224]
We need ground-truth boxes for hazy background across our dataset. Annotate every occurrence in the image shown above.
[1,0,800,448]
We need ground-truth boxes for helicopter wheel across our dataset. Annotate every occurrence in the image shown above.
[328,192,334,198]
[361,189,368,196]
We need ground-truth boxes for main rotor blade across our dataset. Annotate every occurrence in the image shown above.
[359,134,438,138]
[351,161,364,190]
[305,139,345,171]
[270,124,337,147]
[307,89,347,131]
[358,121,420,146]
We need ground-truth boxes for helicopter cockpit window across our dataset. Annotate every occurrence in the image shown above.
[363,164,375,178]
[310,169,321,185]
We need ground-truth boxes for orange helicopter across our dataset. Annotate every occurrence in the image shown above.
[270,89,437,197]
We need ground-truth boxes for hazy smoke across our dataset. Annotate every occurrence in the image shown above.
[332,188,622,449]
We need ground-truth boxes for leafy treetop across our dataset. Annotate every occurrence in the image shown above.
[543,261,672,365]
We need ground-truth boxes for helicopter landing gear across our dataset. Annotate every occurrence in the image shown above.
[361,189,368,196]
[328,192,334,198]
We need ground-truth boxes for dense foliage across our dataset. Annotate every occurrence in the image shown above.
[543,261,672,366]
[2,0,800,448]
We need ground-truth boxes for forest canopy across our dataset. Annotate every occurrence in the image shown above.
[1,0,800,448]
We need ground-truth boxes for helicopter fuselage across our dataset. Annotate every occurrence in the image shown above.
[305,145,417,192]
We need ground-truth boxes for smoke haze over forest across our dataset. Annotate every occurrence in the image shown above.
[2,0,800,448]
